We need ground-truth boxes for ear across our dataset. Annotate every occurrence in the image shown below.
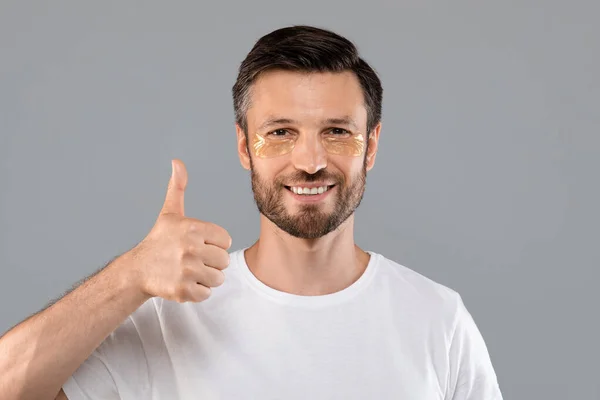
[236,124,252,171]
[365,122,382,171]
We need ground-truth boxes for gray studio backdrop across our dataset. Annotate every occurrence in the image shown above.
[1,1,598,399]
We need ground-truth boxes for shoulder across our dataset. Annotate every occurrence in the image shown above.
[370,252,463,317]
[373,252,460,300]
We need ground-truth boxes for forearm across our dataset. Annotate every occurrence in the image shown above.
[0,252,151,400]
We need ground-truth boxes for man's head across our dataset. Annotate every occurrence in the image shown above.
[232,26,383,239]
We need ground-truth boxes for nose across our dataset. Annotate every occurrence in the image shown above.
[290,133,328,174]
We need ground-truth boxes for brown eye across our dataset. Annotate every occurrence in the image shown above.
[330,128,350,135]
[270,129,288,136]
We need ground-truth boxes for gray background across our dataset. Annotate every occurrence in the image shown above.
[1,1,598,399]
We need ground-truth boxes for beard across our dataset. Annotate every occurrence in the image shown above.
[249,156,368,240]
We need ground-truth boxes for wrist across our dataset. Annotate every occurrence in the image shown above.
[107,250,153,305]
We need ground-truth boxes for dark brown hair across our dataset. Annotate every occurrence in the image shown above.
[232,25,383,137]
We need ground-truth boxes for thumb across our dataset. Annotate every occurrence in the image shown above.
[160,159,188,216]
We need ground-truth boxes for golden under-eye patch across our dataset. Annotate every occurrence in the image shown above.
[252,132,296,158]
[321,134,365,157]
[252,130,365,158]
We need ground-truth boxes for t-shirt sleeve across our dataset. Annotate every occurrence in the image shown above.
[61,348,119,399]
[445,294,503,400]
[62,300,155,400]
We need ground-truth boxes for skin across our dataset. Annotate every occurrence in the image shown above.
[236,69,381,296]
[0,69,381,400]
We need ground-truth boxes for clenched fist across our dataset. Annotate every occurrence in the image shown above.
[128,159,232,303]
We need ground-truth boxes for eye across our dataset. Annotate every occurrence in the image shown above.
[268,129,289,137]
[329,128,351,135]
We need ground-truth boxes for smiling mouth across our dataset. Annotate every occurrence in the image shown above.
[284,185,336,195]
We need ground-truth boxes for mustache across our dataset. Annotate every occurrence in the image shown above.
[278,169,342,185]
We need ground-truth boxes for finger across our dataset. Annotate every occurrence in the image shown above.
[186,264,225,288]
[186,283,212,302]
[202,222,233,250]
[160,159,188,216]
[198,244,230,270]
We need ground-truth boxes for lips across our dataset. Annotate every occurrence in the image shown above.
[283,184,336,204]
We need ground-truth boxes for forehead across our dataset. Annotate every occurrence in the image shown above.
[246,70,367,129]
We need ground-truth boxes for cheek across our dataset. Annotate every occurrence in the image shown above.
[330,155,364,177]
[252,158,289,181]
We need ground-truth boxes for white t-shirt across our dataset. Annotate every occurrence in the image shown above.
[62,249,503,400]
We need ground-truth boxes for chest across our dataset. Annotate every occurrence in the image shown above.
[143,304,447,400]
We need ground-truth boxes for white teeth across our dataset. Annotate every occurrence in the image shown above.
[290,186,330,195]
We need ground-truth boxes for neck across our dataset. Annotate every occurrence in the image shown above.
[243,214,371,296]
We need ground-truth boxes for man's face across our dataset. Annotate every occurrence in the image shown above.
[236,70,380,239]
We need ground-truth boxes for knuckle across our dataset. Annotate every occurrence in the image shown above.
[176,246,187,263]
[177,242,196,263]
[167,285,178,299]
[174,286,189,303]
[186,220,204,234]
[187,221,197,232]
[181,219,195,233]
[180,264,194,280]
[185,242,197,255]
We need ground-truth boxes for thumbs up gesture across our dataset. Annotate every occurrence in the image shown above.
[129,159,232,303]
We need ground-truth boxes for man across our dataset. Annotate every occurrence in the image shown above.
[0,25,502,399]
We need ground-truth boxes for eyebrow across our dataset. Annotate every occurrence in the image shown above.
[257,116,359,131]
